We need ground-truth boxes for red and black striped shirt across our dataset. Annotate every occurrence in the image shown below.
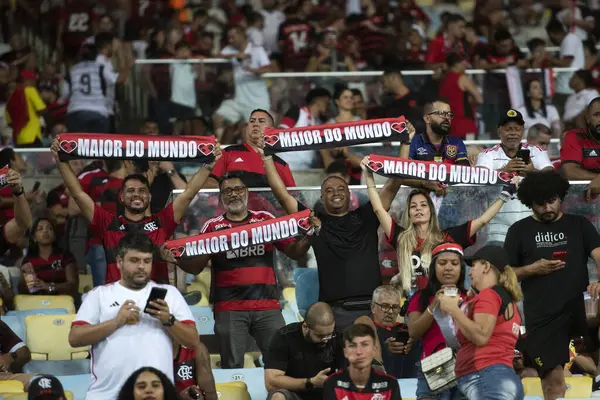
[23,250,75,284]
[90,176,123,215]
[200,210,294,312]
[89,203,178,284]
[79,168,109,247]
[278,18,315,71]
[323,368,402,399]
[174,345,196,393]
[355,15,387,58]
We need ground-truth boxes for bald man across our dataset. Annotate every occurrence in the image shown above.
[264,303,345,400]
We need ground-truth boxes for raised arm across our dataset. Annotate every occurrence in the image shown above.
[4,169,32,244]
[51,139,95,222]
[468,183,514,237]
[172,142,222,223]
[361,157,393,238]
[376,123,413,210]
[262,152,299,214]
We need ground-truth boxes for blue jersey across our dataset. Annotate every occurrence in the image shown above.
[409,133,469,165]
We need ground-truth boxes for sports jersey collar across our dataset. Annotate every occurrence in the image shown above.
[120,213,150,224]
[243,141,260,153]
[373,320,402,331]
[223,211,252,223]
[421,132,449,146]
[500,142,522,159]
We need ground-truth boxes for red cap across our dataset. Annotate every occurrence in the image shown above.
[20,69,37,81]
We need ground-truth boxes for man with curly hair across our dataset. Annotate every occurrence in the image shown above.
[504,170,600,400]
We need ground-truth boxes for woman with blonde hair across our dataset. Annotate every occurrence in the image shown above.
[361,156,512,295]
[439,245,524,400]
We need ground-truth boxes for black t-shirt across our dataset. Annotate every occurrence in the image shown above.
[504,214,600,328]
[370,91,426,134]
[298,200,382,303]
[477,44,526,102]
[150,170,187,214]
[264,322,345,400]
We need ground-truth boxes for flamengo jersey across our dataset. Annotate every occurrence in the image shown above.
[72,281,195,400]
[64,61,108,116]
[23,250,74,284]
[173,345,196,393]
[89,203,178,284]
[323,368,402,400]
[201,210,295,312]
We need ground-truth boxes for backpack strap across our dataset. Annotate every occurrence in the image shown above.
[492,285,513,316]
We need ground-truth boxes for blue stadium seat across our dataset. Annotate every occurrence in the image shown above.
[295,269,319,318]
[23,360,90,376]
[7,308,68,318]
[282,307,299,325]
[1,316,24,341]
[56,374,91,400]
[213,368,267,400]
[190,306,215,335]
[292,268,311,284]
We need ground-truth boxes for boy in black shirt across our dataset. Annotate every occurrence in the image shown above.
[504,170,600,400]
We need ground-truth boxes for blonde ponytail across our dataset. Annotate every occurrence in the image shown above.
[498,266,523,302]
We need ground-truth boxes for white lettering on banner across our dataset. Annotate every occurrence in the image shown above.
[147,140,198,158]
[323,128,343,142]
[275,122,393,148]
[448,165,497,185]
[344,122,392,141]
[76,138,201,158]
[250,218,299,244]
[279,130,323,148]
[383,160,427,179]
[78,138,124,158]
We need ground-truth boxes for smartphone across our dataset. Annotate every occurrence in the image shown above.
[518,149,531,164]
[144,287,168,314]
[32,181,41,192]
[395,325,410,344]
[552,251,567,262]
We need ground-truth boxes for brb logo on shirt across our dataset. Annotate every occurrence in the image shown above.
[144,222,158,232]
[226,244,265,259]
[535,232,567,248]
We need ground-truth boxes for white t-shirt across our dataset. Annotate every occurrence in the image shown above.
[555,33,585,95]
[220,43,271,110]
[96,54,118,116]
[563,88,600,121]
[73,281,195,400]
[557,7,594,41]
[475,143,554,243]
[516,104,560,133]
[260,9,285,54]
[63,60,115,117]
[277,106,320,170]
[247,27,265,49]
[170,63,197,109]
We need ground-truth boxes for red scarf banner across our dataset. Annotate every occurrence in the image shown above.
[263,117,409,154]
[166,209,312,258]
[0,165,8,189]
[367,154,515,185]
[57,133,216,162]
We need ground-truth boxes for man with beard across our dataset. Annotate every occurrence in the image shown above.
[264,302,345,400]
[408,98,469,166]
[561,97,600,201]
[504,170,600,400]
[177,173,316,368]
[476,109,554,246]
[69,232,197,400]
[50,137,222,284]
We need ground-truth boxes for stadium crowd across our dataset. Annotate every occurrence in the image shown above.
[2,0,600,400]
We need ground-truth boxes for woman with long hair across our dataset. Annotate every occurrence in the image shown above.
[19,218,79,300]
[117,366,181,400]
[439,245,524,400]
[516,79,561,137]
[407,242,467,400]
[321,85,363,184]
[361,156,510,295]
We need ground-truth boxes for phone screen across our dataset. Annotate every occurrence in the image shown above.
[144,287,168,314]
[32,181,41,192]
[552,251,567,262]
[395,325,410,344]
[519,149,531,164]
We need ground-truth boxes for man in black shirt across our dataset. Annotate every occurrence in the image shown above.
[261,125,414,329]
[504,170,600,400]
[264,302,344,400]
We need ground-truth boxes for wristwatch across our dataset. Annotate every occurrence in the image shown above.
[162,313,176,327]
[167,169,177,177]
[12,187,23,197]
[305,378,314,390]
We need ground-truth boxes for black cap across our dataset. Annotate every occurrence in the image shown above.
[497,109,525,127]
[28,375,65,400]
[465,245,509,271]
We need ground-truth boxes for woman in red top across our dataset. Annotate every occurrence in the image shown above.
[407,242,467,400]
[439,245,524,400]
[19,218,78,299]
[439,52,483,139]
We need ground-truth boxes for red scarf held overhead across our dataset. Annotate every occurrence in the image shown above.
[263,117,410,154]
[6,86,29,143]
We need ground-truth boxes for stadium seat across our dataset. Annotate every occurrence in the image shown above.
[55,374,91,400]
[295,269,319,317]
[78,274,93,293]
[187,270,210,306]
[2,315,24,341]
[14,295,75,313]
[7,308,68,318]
[212,368,267,399]
[0,380,24,393]
[209,353,255,369]
[282,307,299,325]
[282,287,296,308]
[189,306,215,335]
[24,314,88,360]
[2,390,74,399]
[215,382,250,400]
[522,376,592,398]
[292,268,311,283]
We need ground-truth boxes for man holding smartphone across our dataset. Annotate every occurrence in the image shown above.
[69,232,198,400]
[475,109,554,246]
[504,170,600,400]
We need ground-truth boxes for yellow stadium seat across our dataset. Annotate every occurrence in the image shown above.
[522,376,592,398]
[0,380,24,393]
[25,314,88,360]
[215,383,250,400]
[78,274,93,293]
[297,311,304,321]
[282,287,296,308]
[14,295,75,314]
[209,353,255,369]
[4,390,74,400]
[187,269,211,306]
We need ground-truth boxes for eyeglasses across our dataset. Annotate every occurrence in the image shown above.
[221,186,247,197]
[428,111,454,119]
[374,302,401,313]
[312,331,337,342]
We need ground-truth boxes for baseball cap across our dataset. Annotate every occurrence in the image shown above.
[465,245,509,271]
[497,109,525,127]
[28,375,65,400]
[432,242,464,258]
